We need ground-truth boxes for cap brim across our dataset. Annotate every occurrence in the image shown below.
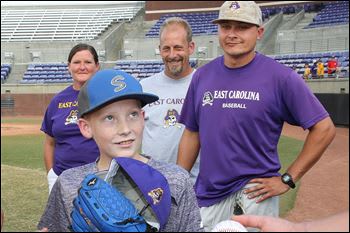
[115,157,171,230]
[212,18,222,24]
[212,18,260,26]
[80,93,159,117]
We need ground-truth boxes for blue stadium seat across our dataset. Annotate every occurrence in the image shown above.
[304,1,349,29]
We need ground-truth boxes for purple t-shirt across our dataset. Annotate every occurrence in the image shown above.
[179,53,329,207]
[41,85,99,176]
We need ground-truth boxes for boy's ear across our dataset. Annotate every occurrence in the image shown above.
[78,118,93,139]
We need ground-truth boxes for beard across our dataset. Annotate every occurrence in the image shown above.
[165,58,184,76]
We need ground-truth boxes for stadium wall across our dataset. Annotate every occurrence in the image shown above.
[1,78,349,124]
[1,41,100,64]
[315,93,349,126]
[276,25,349,54]
[145,1,225,21]
[1,93,54,116]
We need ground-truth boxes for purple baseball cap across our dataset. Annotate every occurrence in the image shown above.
[111,157,171,230]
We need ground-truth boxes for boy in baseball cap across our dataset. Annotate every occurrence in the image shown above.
[38,69,203,232]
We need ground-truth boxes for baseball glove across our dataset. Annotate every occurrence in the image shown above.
[70,174,148,232]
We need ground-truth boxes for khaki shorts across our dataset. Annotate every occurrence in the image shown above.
[200,183,279,232]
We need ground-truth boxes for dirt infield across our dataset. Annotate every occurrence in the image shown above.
[1,116,42,136]
[1,123,42,136]
[282,123,349,222]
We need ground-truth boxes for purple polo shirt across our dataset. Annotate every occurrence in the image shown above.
[41,85,99,175]
[179,53,329,207]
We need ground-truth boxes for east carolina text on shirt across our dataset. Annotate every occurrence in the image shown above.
[58,101,78,108]
[214,90,260,101]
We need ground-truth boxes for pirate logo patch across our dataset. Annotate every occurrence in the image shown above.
[230,1,240,11]
[202,91,214,106]
[65,110,78,125]
[148,188,164,205]
[164,109,181,128]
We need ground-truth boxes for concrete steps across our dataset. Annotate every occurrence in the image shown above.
[6,64,27,84]
[294,12,318,29]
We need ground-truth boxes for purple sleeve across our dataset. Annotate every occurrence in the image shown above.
[281,71,329,130]
[41,98,56,137]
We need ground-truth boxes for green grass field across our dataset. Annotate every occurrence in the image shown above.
[0,125,303,231]
[1,135,45,170]
[1,134,48,232]
[277,136,303,216]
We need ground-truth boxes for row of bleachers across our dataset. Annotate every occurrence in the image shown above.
[303,3,326,13]
[27,63,68,71]
[1,6,142,42]
[146,12,218,37]
[145,3,328,38]
[20,63,72,84]
[273,51,349,60]
[114,59,198,80]
[1,64,12,83]
[19,59,198,83]
[260,3,320,16]
[270,51,349,78]
[24,70,70,76]
[304,1,349,29]
[17,52,348,84]
[20,78,72,84]
[145,5,284,38]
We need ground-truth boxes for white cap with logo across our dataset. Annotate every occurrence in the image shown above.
[212,1,263,26]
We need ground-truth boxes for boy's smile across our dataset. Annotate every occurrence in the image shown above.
[116,139,135,147]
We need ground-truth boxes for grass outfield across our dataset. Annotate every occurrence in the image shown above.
[1,165,48,232]
[1,135,45,170]
[0,133,303,231]
[277,136,303,217]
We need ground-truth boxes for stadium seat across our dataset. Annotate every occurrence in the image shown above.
[304,1,349,29]
[1,64,12,82]
[114,59,198,79]
[270,50,349,79]
[1,6,143,42]
[20,63,74,83]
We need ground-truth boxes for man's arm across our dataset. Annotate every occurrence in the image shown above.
[177,128,200,172]
[286,116,336,182]
[246,117,336,203]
